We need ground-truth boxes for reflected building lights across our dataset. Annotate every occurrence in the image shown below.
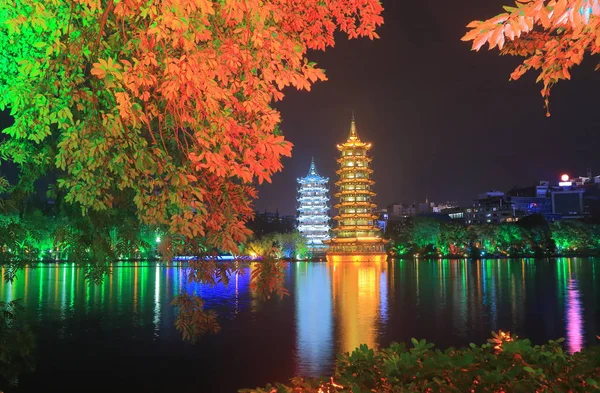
[38,266,44,321]
[153,265,161,338]
[234,272,239,316]
[332,261,385,353]
[566,278,584,353]
[295,263,333,376]
[379,269,388,324]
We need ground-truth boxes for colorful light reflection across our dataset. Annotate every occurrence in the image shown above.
[566,278,584,353]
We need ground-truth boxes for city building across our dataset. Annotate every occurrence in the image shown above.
[551,173,599,219]
[506,184,554,220]
[464,191,519,224]
[442,207,465,221]
[296,158,331,254]
[375,209,389,232]
[325,117,388,259]
[388,200,457,218]
[247,210,296,236]
[387,202,417,218]
[462,174,600,224]
[432,201,458,213]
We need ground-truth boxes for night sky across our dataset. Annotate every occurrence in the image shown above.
[2,0,600,216]
[259,0,600,215]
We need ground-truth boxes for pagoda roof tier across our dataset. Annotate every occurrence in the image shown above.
[333,201,376,208]
[326,237,389,244]
[298,157,329,182]
[297,197,328,202]
[332,224,381,231]
[335,203,376,208]
[336,167,373,175]
[335,178,374,183]
[297,216,329,220]
[336,142,372,151]
[332,214,378,221]
[337,157,372,164]
[297,185,329,191]
[297,195,328,199]
[335,179,374,186]
[298,183,328,189]
[334,191,375,197]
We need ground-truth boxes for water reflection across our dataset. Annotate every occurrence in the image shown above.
[295,263,333,375]
[0,258,599,392]
[331,261,386,353]
[555,258,585,353]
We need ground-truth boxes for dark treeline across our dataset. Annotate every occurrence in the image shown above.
[385,214,600,258]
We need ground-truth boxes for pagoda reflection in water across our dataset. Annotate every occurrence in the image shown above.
[331,261,387,353]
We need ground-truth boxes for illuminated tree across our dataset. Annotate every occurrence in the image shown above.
[386,218,414,256]
[551,220,598,253]
[411,217,441,252]
[0,0,383,253]
[462,0,600,114]
[439,221,469,255]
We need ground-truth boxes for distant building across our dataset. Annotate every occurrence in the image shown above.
[507,183,554,220]
[375,209,389,232]
[247,210,295,236]
[388,200,456,218]
[551,173,599,219]
[387,203,417,218]
[551,188,585,218]
[432,201,458,213]
[442,207,465,221]
[464,192,519,224]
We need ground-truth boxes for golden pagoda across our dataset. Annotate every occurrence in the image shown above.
[325,117,388,261]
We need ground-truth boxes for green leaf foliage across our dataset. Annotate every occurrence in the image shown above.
[243,333,600,392]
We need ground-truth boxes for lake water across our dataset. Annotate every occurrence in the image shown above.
[1,258,599,392]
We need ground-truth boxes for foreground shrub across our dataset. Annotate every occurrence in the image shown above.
[0,300,35,388]
[241,332,600,392]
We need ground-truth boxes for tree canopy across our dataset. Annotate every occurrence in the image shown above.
[462,0,600,115]
[0,0,383,253]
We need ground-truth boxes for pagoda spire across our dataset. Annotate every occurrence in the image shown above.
[308,156,319,176]
[349,113,358,140]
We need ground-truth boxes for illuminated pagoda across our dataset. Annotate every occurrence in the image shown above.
[297,158,331,254]
[325,117,388,260]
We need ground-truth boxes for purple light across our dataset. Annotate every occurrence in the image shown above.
[566,279,584,353]
[172,255,252,261]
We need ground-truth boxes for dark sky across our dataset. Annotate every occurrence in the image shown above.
[2,0,600,216]
[256,0,600,215]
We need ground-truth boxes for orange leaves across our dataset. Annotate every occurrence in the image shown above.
[7,0,382,253]
[114,92,132,120]
[464,0,600,113]
[90,57,121,79]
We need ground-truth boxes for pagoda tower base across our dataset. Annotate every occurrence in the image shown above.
[325,239,388,262]
[326,252,387,263]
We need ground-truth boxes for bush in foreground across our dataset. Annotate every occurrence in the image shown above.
[241,332,600,392]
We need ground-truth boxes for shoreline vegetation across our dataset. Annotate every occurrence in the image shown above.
[1,207,600,268]
[242,332,600,393]
[386,215,600,260]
